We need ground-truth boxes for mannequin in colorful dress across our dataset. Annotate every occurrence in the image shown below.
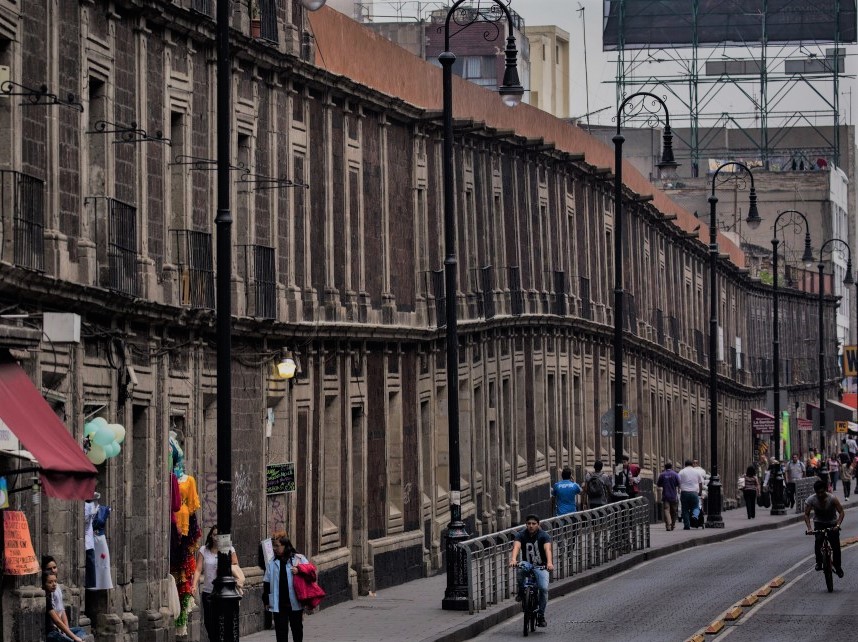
[169,432,201,636]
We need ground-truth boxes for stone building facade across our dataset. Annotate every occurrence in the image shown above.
[0,2,842,641]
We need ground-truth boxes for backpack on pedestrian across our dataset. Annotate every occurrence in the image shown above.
[586,474,605,502]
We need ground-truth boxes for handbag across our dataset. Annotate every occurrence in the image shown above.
[757,490,770,508]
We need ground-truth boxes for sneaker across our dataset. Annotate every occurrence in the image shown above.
[816,563,823,571]
[537,615,547,628]
[835,567,845,578]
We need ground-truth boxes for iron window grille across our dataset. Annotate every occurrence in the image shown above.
[552,270,567,317]
[430,268,445,328]
[0,170,44,272]
[171,229,215,309]
[239,244,277,319]
[579,276,591,320]
[508,266,524,316]
[624,291,636,332]
[191,0,213,17]
[480,265,496,320]
[260,0,279,43]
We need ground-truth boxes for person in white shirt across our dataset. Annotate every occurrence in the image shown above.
[678,459,705,530]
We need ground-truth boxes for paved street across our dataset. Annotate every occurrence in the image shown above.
[244,491,858,642]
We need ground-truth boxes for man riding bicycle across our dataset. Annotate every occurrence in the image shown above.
[804,478,845,577]
[508,514,554,628]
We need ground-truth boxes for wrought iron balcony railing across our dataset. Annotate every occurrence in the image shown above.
[239,244,277,319]
[171,229,214,309]
[508,266,523,316]
[0,170,45,272]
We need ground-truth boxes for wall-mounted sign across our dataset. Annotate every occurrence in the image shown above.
[266,462,295,495]
[3,511,39,575]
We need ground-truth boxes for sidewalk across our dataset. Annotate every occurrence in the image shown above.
[244,487,855,642]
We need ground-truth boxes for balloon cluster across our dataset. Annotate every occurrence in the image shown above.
[84,417,126,465]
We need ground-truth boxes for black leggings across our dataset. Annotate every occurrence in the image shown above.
[743,489,757,518]
[273,608,303,642]
[201,592,216,641]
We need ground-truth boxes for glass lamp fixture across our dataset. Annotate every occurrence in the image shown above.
[301,0,327,10]
[277,355,297,380]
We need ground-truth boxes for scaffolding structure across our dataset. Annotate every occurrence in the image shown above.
[604,0,858,176]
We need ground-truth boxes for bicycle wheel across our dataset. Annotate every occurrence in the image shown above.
[823,547,834,593]
[522,588,533,637]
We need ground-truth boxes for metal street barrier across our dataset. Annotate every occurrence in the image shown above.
[793,476,819,514]
[457,498,649,614]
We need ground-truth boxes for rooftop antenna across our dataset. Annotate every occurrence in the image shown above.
[577,3,591,131]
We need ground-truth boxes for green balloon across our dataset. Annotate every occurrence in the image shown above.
[93,425,114,446]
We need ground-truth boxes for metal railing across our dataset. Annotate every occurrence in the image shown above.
[171,229,214,309]
[430,268,445,327]
[0,170,45,271]
[480,265,495,319]
[552,270,566,316]
[259,0,279,43]
[508,266,523,316]
[191,0,212,17]
[458,498,649,614]
[240,244,276,319]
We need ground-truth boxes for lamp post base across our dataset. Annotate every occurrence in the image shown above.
[705,474,724,528]
[770,463,788,515]
[441,519,470,611]
[211,553,242,642]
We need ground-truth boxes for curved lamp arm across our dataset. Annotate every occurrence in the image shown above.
[772,209,814,266]
[615,92,676,171]
[819,238,854,285]
[709,160,761,229]
[443,0,523,107]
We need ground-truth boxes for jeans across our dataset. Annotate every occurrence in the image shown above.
[743,489,757,518]
[201,592,216,641]
[516,566,549,615]
[662,500,678,528]
[785,482,796,507]
[813,523,842,570]
[273,608,303,642]
[830,471,840,491]
[680,491,699,528]
[48,627,86,642]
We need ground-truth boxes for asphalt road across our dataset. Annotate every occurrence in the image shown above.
[474,520,858,641]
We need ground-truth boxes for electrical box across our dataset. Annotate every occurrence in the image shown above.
[43,312,81,343]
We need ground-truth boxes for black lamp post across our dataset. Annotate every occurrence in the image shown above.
[438,0,523,611]
[769,210,814,516]
[816,238,854,480]
[211,1,327,639]
[612,92,676,498]
[707,161,761,528]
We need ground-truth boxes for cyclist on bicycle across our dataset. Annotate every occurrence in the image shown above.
[508,514,554,628]
[804,478,845,577]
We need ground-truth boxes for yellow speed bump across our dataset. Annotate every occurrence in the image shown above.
[705,620,725,635]
[724,606,744,621]
[686,635,706,642]
[769,577,785,588]
[755,585,772,597]
[740,594,758,607]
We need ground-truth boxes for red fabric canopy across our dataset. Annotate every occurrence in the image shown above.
[0,362,97,500]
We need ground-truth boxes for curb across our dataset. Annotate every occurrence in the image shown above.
[432,509,819,642]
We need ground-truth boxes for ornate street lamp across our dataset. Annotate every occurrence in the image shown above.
[612,92,676,498]
[212,1,328,639]
[769,210,814,516]
[707,161,761,528]
[438,0,523,612]
[816,238,854,482]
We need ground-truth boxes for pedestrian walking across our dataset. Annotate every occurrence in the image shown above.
[742,466,760,518]
[551,466,582,516]
[263,536,310,642]
[841,459,853,500]
[656,462,680,530]
[846,434,858,462]
[583,461,613,509]
[193,526,240,642]
[785,453,805,508]
[828,454,840,491]
[678,459,704,530]
[806,453,818,477]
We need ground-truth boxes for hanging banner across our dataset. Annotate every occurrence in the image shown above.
[752,408,775,435]
[781,411,791,460]
[3,510,40,575]
[843,345,858,376]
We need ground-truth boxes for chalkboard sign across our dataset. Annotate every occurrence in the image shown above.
[266,462,295,495]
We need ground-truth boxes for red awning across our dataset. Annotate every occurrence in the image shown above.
[0,362,97,500]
